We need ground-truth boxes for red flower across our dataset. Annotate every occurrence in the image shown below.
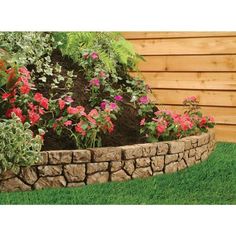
[2,93,11,100]
[58,98,66,110]
[200,117,207,127]
[40,97,49,110]
[6,107,26,123]
[28,110,40,125]
[67,106,79,114]
[34,92,43,102]
[88,109,99,118]
[75,122,86,136]
[20,84,31,94]
[64,120,72,126]
[140,118,145,126]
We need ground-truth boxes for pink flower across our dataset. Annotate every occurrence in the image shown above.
[184,96,197,103]
[109,102,118,111]
[89,78,100,87]
[67,106,79,114]
[156,124,166,134]
[75,122,86,136]
[88,109,99,118]
[100,101,107,110]
[139,96,149,104]
[114,95,123,101]
[90,52,99,60]
[209,116,215,123]
[58,98,66,110]
[99,71,106,78]
[64,96,74,104]
[140,118,146,126]
[19,67,30,77]
[64,120,72,126]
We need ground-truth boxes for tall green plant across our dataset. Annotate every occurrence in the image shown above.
[54,32,141,73]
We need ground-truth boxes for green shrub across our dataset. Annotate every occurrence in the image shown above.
[0,115,42,174]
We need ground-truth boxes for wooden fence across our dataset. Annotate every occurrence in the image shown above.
[122,32,236,143]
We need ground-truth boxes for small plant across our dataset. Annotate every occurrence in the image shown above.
[0,114,42,174]
[140,96,215,142]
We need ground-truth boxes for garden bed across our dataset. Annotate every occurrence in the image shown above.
[0,131,216,192]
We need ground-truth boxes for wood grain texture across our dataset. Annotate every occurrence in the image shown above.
[124,32,236,142]
[131,72,236,90]
[214,125,236,142]
[122,32,236,39]
[130,37,236,55]
[152,89,236,107]
[137,55,236,72]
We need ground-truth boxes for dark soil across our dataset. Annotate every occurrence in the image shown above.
[32,50,148,150]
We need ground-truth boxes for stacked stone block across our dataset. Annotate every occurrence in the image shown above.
[0,131,216,192]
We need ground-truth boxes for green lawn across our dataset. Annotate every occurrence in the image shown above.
[0,142,235,204]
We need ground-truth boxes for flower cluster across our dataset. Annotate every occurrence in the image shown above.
[0,66,49,129]
[49,96,117,148]
[0,65,117,148]
[140,97,215,142]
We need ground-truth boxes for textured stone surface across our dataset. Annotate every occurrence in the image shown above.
[189,149,196,157]
[48,151,72,164]
[177,159,187,171]
[87,162,108,174]
[34,176,66,190]
[90,147,121,162]
[110,161,123,172]
[64,164,86,182]
[136,157,151,168]
[196,145,208,160]
[183,150,190,161]
[123,160,135,175]
[20,167,38,185]
[0,177,31,192]
[37,151,48,165]
[121,145,143,159]
[185,157,195,167]
[165,162,178,173]
[132,167,152,179]
[111,170,131,182]
[198,133,209,146]
[156,142,169,155]
[151,156,164,172]
[138,143,157,157]
[201,151,209,161]
[67,182,85,188]
[178,153,184,161]
[38,165,62,177]
[0,131,215,192]
[165,154,178,164]
[87,171,109,184]
[168,142,185,154]
[0,170,16,181]
[182,138,192,150]
[73,150,91,163]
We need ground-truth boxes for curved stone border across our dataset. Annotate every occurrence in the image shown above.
[0,131,216,192]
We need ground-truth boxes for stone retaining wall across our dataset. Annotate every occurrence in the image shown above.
[0,131,216,192]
